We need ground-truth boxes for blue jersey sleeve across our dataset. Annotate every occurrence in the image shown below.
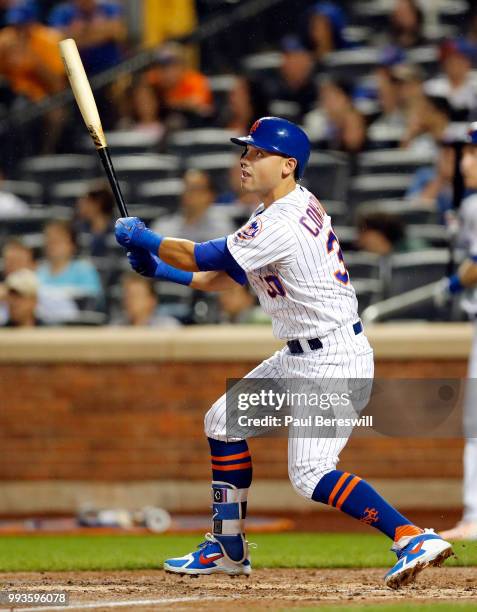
[194,237,247,286]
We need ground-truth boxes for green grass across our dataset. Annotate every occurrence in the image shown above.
[0,533,475,573]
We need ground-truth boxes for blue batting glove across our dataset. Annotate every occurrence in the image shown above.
[127,247,192,286]
[115,217,163,253]
[127,247,158,277]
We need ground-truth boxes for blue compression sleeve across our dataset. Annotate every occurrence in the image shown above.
[154,259,193,285]
[194,237,247,286]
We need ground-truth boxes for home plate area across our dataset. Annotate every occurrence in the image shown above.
[1,568,476,611]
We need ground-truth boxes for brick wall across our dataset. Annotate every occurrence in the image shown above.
[0,357,467,483]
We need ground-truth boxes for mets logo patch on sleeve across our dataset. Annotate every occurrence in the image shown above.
[235,217,263,241]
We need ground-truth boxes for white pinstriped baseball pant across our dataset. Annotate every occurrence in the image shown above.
[463,321,477,522]
[205,322,375,499]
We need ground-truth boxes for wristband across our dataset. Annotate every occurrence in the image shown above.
[138,227,163,254]
[155,259,193,286]
[448,273,464,294]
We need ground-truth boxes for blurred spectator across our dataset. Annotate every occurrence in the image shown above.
[221,76,268,132]
[0,1,64,102]
[2,268,42,327]
[264,36,316,119]
[0,237,79,325]
[117,272,180,327]
[37,220,103,304]
[305,78,367,152]
[49,0,126,75]
[306,2,348,62]
[75,182,115,257]
[405,138,455,221]
[0,171,29,217]
[116,81,165,140]
[218,284,269,325]
[401,95,452,156]
[386,0,425,49]
[424,39,477,121]
[1,238,35,278]
[390,63,425,114]
[146,42,213,128]
[152,169,234,241]
[357,212,428,255]
[372,66,408,131]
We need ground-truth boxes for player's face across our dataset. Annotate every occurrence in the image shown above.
[240,145,296,194]
[461,145,477,189]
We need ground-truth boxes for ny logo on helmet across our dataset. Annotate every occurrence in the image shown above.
[250,120,261,134]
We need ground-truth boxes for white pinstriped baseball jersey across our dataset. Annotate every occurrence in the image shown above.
[457,193,477,522]
[227,184,358,340]
[458,193,477,314]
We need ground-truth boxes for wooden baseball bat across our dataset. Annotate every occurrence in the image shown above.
[59,38,129,217]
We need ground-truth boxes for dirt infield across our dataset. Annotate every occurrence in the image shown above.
[1,568,476,611]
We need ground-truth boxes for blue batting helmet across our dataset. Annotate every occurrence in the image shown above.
[467,122,477,145]
[231,117,311,179]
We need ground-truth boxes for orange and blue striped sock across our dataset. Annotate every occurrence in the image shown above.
[208,438,252,562]
[312,469,423,542]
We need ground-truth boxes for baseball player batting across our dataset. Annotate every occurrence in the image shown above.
[114,117,453,589]
[439,122,477,541]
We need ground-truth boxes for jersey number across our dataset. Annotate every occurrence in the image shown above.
[326,230,349,285]
[262,274,286,298]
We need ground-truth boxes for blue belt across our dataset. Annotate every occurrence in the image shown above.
[287,321,363,355]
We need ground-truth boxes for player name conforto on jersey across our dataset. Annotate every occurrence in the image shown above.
[237,414,374,428]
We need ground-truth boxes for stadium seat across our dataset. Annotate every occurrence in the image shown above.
[353,278,383,314]
[137,178,184,210]
[209,74,236,110]
[325,200,348,226]
[366,124,405,150]
[185,152,238,193]
[345,251,382,281]
[388,249,450,297]
[438,0,468,26]
[350,1,389,30]
[112,155,181,200]
[2,179,43,204]
[156,282,195,323]
[407,224,449,248]
[333,225,357,252]
[0,209,61,241]
[50,179,129,207]
[322,48,380,80]
[349,174,413,206]
[80,130,163,156]
[304,151,350,202]
[127,204,168,223]
[20,155,97,200]
[356,200,438,225]
[356,149,435,175]
[269,100,301,122]
[241,51,281,77]
[168,129,239,156]
[407,46,439,76]
[91,255,129,290]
